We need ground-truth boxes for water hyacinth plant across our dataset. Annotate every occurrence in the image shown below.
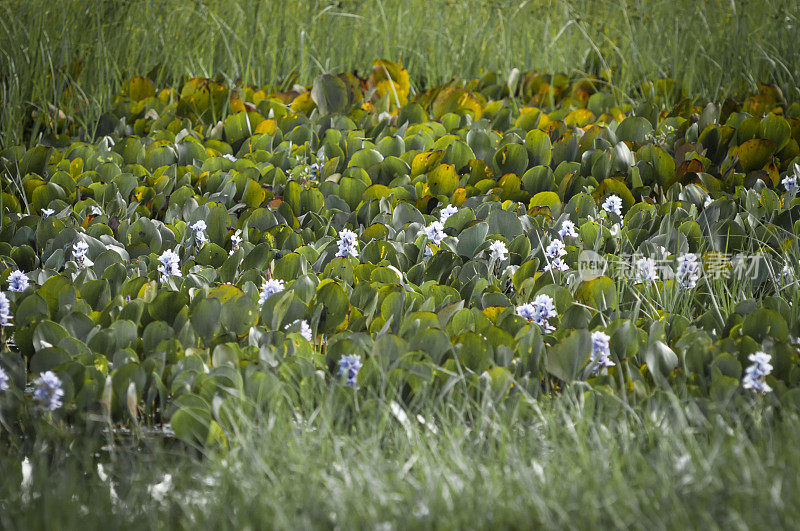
[601,195,622,217]
[422,221,446,246]
[0,293,11,327]
[589,331,614,374]
[489,240,508,263]
[439,204,458,224]
[258,279,285,306]
[72,240,90,268]
[336,229,359,258]
[742,352,773,394]
[543,239,568,272]
[157,249,182,283]
[0,366,9,391]
[338,355,362,387]
[230,229,243,255]
[635,257,658,283]
[515,294,557,333]
[7,271,29,292]
[190,220,208,248]
[33,371,64,411]
[676,254,702,289]
[558,220,578,239]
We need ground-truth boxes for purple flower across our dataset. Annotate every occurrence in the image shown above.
[158,249,182,282]
[589,331,614,373]
[601,195,622,217]
[742,351,772,394]
[338,354,362,387]
[336,229,359,258]
[0,292,11,327]
[33,371,64,411]
[516,294,557,333]
[258,279,285,306]
[422,221,446,246]
[7,270,29,292]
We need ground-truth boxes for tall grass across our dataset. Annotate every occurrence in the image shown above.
[1,388,797,528]
[1,0,799,147]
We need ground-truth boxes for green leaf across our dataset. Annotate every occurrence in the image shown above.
[546,329,591,382]
[456,222,489,258]
[190,297,222,343]
[311,74,349,115]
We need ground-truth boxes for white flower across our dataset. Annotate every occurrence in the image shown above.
[439,205,458,224]
[781,264,793,285]
[89,205,103,216]
[7,271,29,292]
[335,228,359,258]
[72,240,91,268]
[157,249,182,282]
[489,240,508,262]
[609,223,621,237]
[422,221,446,246]
[742,351,773,394]
[190,220,208,248]
[635,257,658,282]
[0,366,9,391]
[378,111,392,122]
[590,331,614,373]
[558,220,578,239]
[543,239,569,272]
[0,292,11,326]
[676,253,701,288]
[41,208,55,218]
[601,195,622,217]
[230,229,243,255]
[33,371,64,410]
[286,319,313,342]
[783,175,799,194]
[515,294,557,333]
[258,279,285,306]
[703,196,714,208]
[223,153,237,162]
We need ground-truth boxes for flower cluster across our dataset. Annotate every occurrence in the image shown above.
[230,229,243,255]
[439,204,458,224]
[157,249,182,283]
[7,270,29,292]
[0,366,9,391]
[676,253,701,288]
[338,354,362,387]
[285,319,313,342]
[33,371,64,411]
[258,279,285,306]
[190,220,208,248]
[336,228,359,258]
[782,175,798,193]
[0,292,12,327]
[422,221,446,246]
[783,165,800,193]
[558,220,578,239]
[489,240,508,262]
[635,257,658,282]
[742,351,773,394]
[589,331,615,373]
[543,239,568,272]
[73,240,90,268]
[601,195,622,217]
[515,294,557,333]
